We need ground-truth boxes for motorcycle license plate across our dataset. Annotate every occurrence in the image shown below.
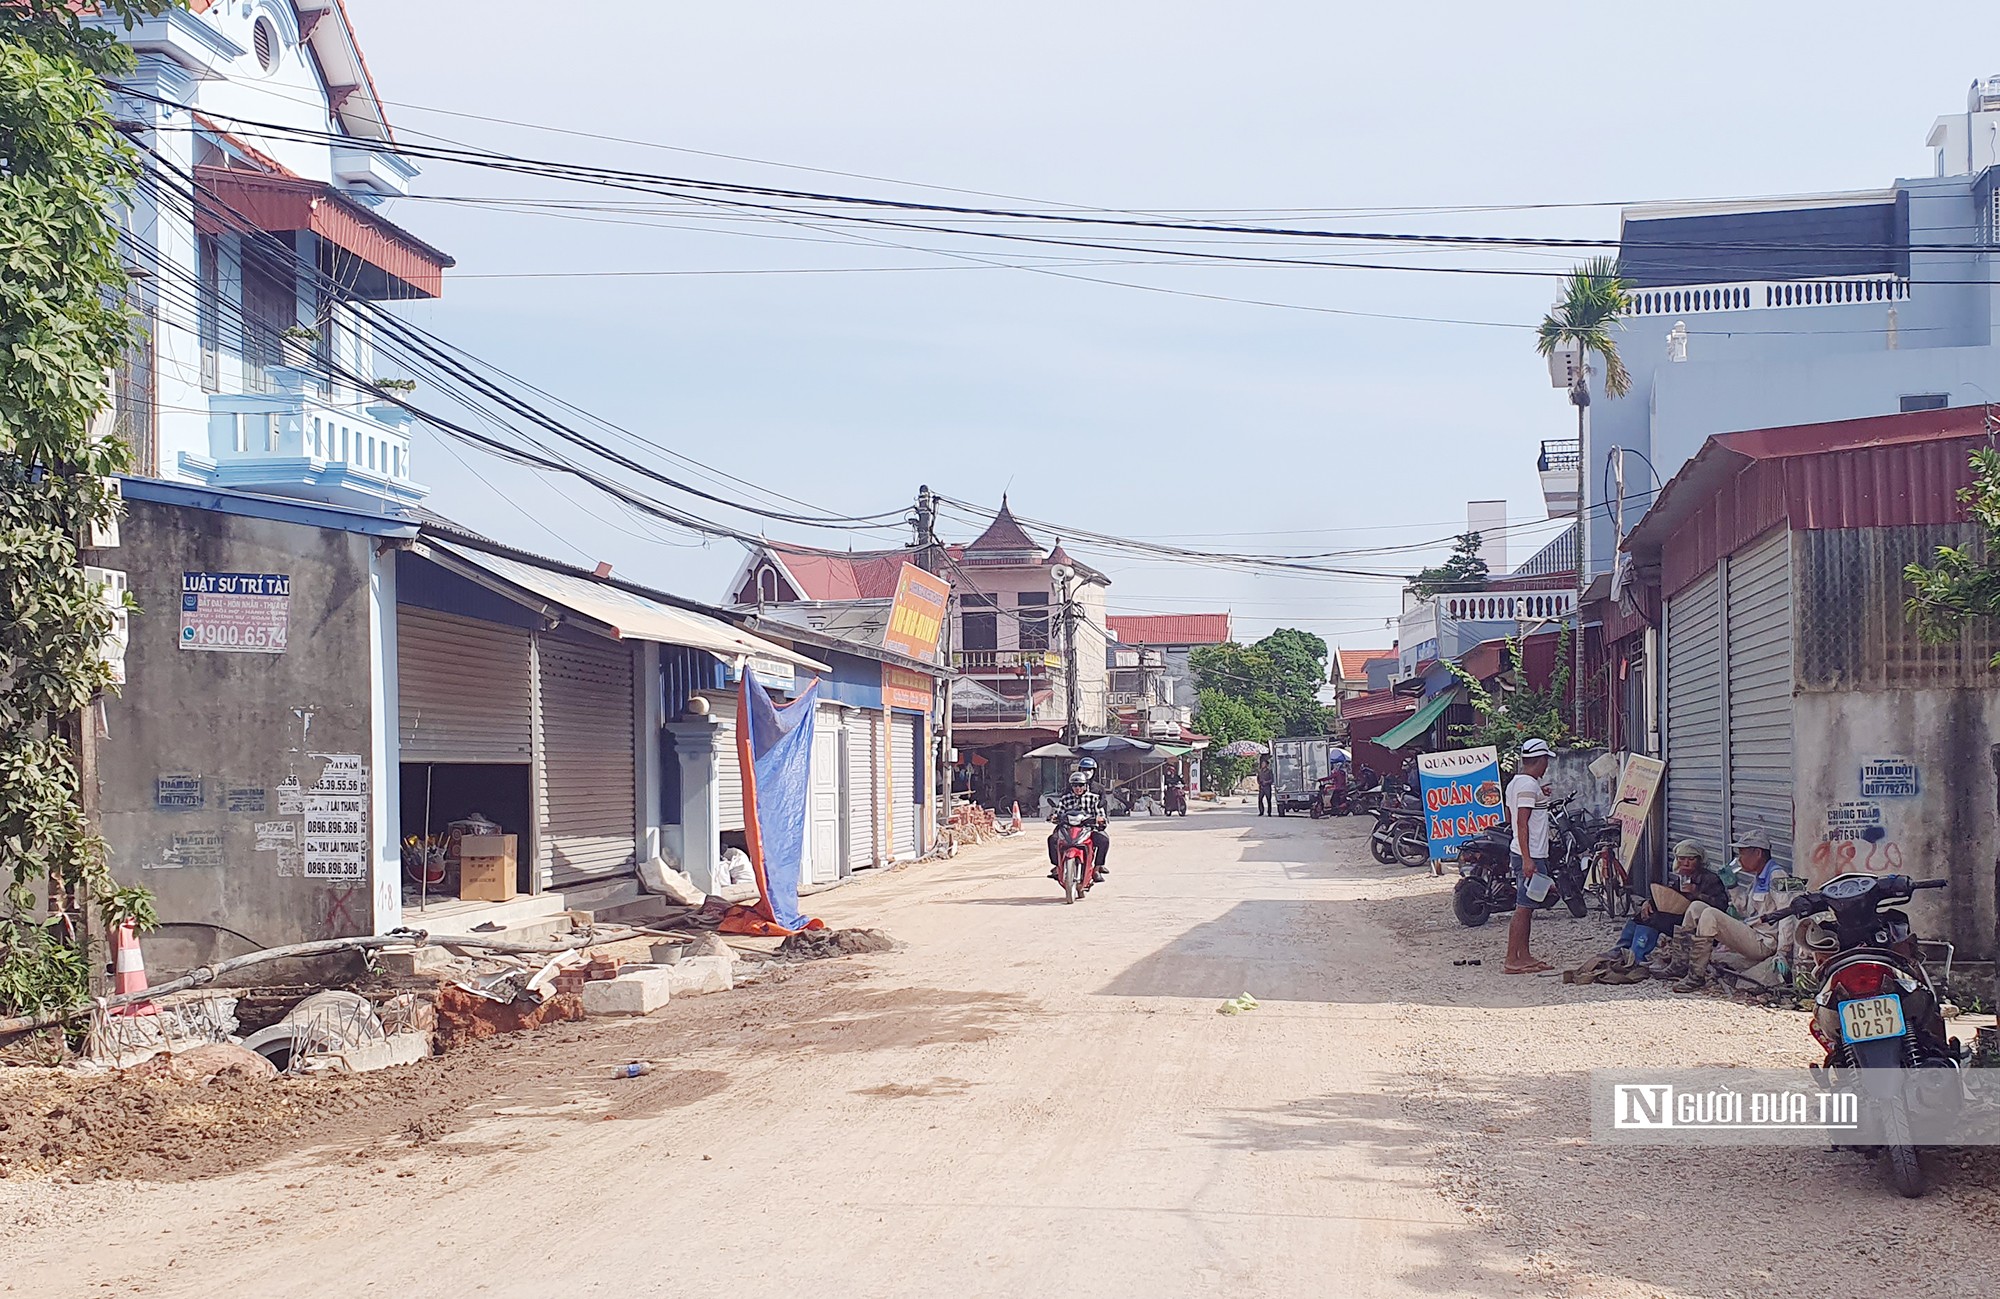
[1837,996,1906,1044]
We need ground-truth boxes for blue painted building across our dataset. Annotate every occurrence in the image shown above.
[1566,77,2000,578]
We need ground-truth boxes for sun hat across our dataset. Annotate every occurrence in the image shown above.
[1731,826,1773,853]
[1672,839,1707,864]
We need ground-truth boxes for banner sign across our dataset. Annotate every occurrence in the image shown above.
[883,563,951,663]
[181,572,289,654]
[1418,745,1503,862]
[1613,754,1666,868]
[882,664,933,713]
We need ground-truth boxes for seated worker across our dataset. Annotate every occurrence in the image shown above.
[1047,768,1111,882]
[1675,827,1794,992]
[1610,840,1727,966]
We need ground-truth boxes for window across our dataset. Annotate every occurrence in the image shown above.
[197,234,220,392]
[1899,393,1949,413]
[240,258,294,393]
[252,17,278,74]
[960,596,998,652]
[1017,591,1049,651]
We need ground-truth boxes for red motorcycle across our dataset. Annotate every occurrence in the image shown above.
[1052,810,1101,903]
[1164,782,1189,816]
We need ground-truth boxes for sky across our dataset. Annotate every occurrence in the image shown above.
[325,0,2000,651]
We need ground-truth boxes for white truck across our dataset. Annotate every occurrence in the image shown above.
[1268,737,1331,816]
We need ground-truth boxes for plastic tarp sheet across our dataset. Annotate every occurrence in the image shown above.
[737,676,821,933]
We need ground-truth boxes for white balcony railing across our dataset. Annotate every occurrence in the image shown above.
[1623,275,1910,318]
[200,366,424,507]
[1438,590,1577,623]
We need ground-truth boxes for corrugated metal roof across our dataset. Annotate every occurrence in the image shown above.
[423,540,828,671]
[194,165,452,298]
[1340,689,1417,723]
[1625,406,1988,598]
[1108,613,1234,646]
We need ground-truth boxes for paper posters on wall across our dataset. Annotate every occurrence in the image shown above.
[301,753,369,881]
[276,776,306,814]
[225,785,267,813]
[1612,754,1667,869]
[155,773,203,811]
[1417,746,1503,863]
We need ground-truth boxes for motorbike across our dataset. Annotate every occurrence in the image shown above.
[1309,774,1349,819]
[1450,825,1588,926]
[1051,811,1102,904]
[1771,872,1964,1197]
[1368,795,1429,868]
[1164,783,1189,816]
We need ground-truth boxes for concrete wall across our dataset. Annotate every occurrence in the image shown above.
[1792,689,1999,960]
[98,500,380,972]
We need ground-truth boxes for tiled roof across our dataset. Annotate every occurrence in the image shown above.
[767,544,913,601]
[1340,689,1418,722]
[963,496,1041,555]
[1106,614,1232,646]
[1334,648,1396,681]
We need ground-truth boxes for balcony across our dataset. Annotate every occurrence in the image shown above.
[1399,588,1577,675]
[187,366,427,511]
[1539,438,1580,518]
[953,649,1061,674]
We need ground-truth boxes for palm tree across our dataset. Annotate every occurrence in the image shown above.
[1534,256,1632,731]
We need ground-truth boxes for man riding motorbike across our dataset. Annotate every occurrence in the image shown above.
[1048,767,1111,882]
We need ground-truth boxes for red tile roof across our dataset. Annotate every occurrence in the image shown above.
[1334,648,1396,681]
[766,544,913,602]
[1340,689,1417,722]
[1105,614,1232,646]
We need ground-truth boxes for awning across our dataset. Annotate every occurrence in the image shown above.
[1376,689,1460,751]
[421,540,828,672]
[194,165,453,298]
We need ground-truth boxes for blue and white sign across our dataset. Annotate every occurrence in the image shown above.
[1859,757,1920,799]
[181,572,290,654]
[1417,745,1503,863]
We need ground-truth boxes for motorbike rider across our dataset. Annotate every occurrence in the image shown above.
[1674,826,1794,992]
[1048,766,1111,881]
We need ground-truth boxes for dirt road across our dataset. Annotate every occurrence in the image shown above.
[5,808,1998,1298]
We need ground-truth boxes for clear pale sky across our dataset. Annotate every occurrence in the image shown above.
[331,0,2000,649]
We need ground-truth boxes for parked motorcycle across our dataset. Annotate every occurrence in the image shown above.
[1309,773,1349,819]
[1051,811,1101,904]
[1368,797,1429,868]
[1450,825,1588,926]
[1164,783,1189,816]
[1771,872,1964,1197]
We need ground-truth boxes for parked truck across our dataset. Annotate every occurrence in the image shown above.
[1268,737,1331,816]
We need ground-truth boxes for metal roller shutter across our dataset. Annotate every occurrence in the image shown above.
[892,713,920,858]
[537,635,636,887]
[398,609,532,763]
[1726,530,1795,867]
[845,711,878,869]
[1664,569,1723,853]
[809,704,842,884]
[703,692,745,833]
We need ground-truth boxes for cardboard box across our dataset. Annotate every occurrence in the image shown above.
[458,834,518,902]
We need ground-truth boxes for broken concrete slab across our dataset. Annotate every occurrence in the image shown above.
[664,955,734,998]
[684,932,740,967]
[299,1032,432,1075]
[374,945,456,978]
[582,966,674,1017]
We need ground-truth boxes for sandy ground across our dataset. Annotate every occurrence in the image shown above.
[3,805,1998,1298]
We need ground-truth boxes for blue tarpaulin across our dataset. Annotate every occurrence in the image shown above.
[738,674,821,933]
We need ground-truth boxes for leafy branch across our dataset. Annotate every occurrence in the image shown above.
[1905,444,2000,666]
[1445,628,1593,752]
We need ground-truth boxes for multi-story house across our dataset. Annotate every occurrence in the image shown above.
[1104,614,1231,725]
[1556,76,2000,580]
[102,2,451,511]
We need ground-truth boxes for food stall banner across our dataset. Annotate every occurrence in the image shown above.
[1417,746,1502,863]
[1612,754,1666,869]
[883,564,951,663]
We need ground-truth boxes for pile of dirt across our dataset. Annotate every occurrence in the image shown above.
[775,928,897,961]
[432,986,585,1052]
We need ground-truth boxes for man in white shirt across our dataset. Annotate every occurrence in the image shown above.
[1504,738,1555,975]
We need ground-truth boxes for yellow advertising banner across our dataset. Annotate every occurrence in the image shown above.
[882,664,933,713]
[1613,754,1666,868]
[883,563,950,664]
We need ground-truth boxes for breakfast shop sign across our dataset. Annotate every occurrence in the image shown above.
[1417,745,1503,863]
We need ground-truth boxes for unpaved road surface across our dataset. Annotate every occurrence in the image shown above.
[5,807,1999,1298]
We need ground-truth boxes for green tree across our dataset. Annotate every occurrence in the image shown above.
[1189,629,1334,790]
[1409,531,1489,599]
[1445,629,1591,755]
[0,1,178,1016]
[1905,444,2000,664]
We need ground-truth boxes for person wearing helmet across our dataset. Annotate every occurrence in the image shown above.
[1048,765,1111,882]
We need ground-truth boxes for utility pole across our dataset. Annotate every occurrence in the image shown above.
[1054,563,1080,748]
[1570,362,1591,736]
[914,485,952,832]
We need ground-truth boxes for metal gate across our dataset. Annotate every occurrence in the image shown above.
[1726,530,1795,866]
[892,713,920,859]
[398,608,533,763]
[536,635,636,887]
[808,703,842,884]
[1664,568,1724,853]
[844,711,879,869]
[703,691,745,834]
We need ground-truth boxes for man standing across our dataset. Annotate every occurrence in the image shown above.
[1504,738,1555,975]
[1256,756,1275,817]
[1675,827,1792,992]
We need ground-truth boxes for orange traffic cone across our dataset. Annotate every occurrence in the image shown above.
[1010,801,1023,832]
[109,920,157,1017]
